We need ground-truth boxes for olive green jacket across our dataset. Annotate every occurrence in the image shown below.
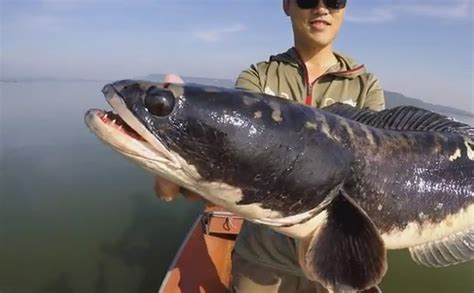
[233,47,385,275]
[236,47,384,110]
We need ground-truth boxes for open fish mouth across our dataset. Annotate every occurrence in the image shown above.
[94,110,143,141]
[84,83,180,168]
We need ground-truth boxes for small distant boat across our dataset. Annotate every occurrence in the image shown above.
[159,207,243,293]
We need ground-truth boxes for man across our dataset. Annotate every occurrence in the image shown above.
[156,0,385,292]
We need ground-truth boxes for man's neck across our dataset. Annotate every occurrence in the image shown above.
[294,44,338,82]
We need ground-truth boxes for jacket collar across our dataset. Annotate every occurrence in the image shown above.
[270,47,367,79]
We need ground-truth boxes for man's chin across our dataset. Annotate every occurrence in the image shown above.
[309,34,335,47]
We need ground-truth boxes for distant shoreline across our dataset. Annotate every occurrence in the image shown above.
[2,77,472,118]
[1,78,113,83]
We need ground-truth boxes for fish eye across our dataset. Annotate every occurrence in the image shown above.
[144,86,175,116]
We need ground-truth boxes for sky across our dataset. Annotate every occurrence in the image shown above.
[1,0,473,109]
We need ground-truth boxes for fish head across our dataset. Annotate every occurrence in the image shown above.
[84,80,273,207]
[85,80,240,187]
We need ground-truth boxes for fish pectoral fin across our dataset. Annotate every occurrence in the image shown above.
[299,192,387,292]
[409,226,474,267]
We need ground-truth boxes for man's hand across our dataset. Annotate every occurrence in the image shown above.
[154,177,202,202]
[163,73,184,84]
[153,74,210,204]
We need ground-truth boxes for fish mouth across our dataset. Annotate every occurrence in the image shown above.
[95,110,144,141]
[84,83,180,168]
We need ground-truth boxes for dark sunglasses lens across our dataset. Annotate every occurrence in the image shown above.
[326,0,346,9]
[296,0,346,9]
[296,0,317,9]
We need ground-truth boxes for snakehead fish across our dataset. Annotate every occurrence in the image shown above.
[84,80,473,292]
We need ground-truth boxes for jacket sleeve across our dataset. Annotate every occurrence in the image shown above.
[363,75,386,111]
[234,64,264,93]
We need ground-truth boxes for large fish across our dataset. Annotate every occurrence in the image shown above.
[84,80,473,292]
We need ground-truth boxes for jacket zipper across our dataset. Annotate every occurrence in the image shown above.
[294,48,314,106]
[292,47,364,107]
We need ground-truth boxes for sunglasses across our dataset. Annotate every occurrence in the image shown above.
[296,0,347,10]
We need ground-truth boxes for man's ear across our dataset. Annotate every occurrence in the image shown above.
[283,0,290,16]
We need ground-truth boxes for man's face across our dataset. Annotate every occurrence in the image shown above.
[285,0,345,49]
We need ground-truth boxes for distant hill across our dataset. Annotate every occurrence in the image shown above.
[141,74,235,88]
[142,74,473,121]
[1,77,112,83]
[384,91,473,118]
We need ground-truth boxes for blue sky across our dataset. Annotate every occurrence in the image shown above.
[1,0,473,109]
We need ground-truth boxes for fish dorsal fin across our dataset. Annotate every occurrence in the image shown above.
[323,103,473,138]
[409,226,474,268]
[299,191,387,292]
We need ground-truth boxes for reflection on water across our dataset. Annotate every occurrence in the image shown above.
[100,193,201,293]
[1,81,203,293]
[0,81,472,293]
[1,142,203,293]
[40,272,73,293]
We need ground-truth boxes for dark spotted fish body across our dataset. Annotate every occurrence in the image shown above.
[320,105,473,238]
[85,80,474,292]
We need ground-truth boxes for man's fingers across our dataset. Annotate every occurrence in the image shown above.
[182,189,202,201]
[182,189,216,207]
[154,175,215,207]
[154,177,207,203]
[163,74,184,84]
[154,177,180,201]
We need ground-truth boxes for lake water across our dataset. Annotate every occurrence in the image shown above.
[1,81,473,293]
